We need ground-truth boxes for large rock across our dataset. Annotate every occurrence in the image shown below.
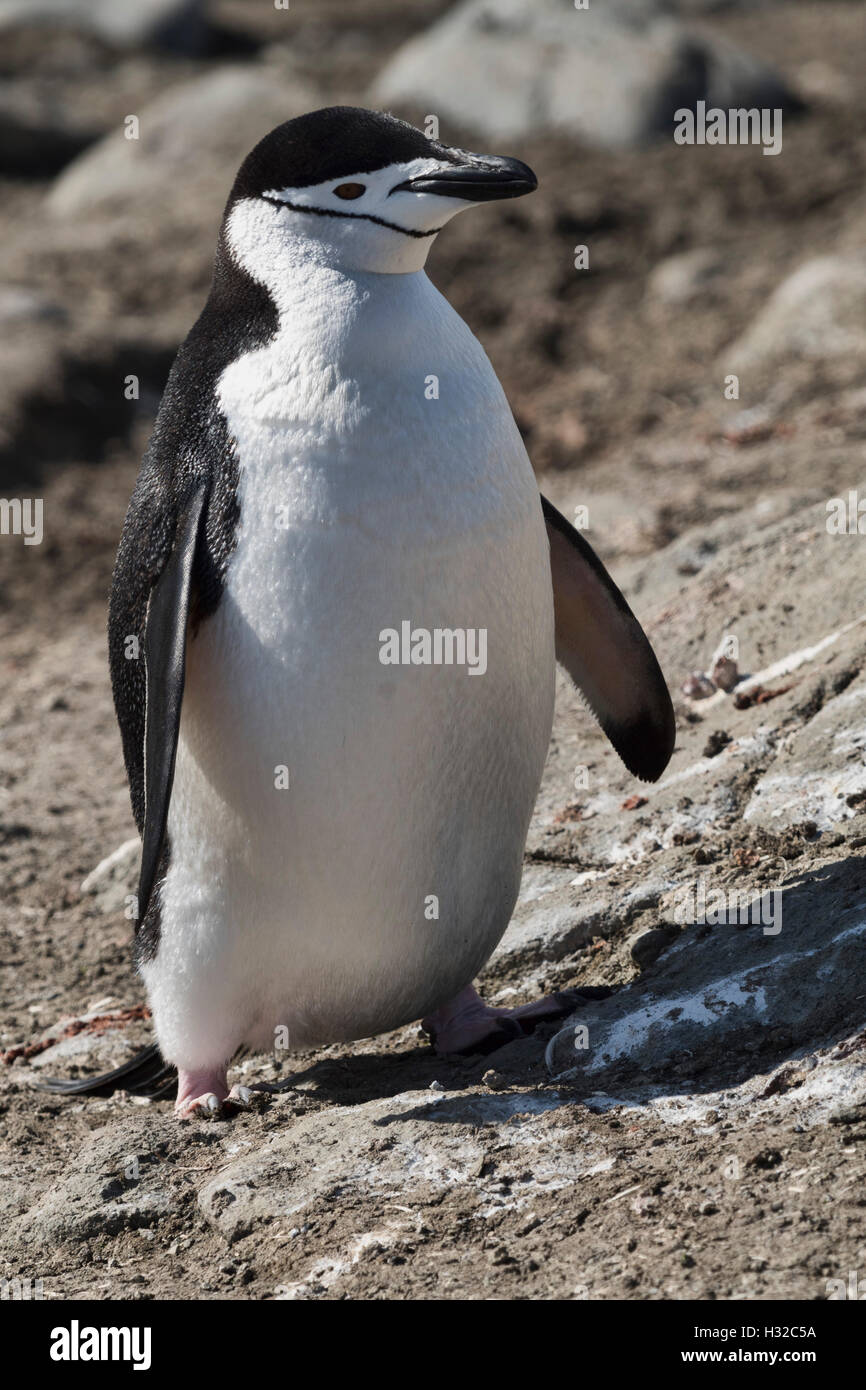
[524,481,866,868]
[6,69,321,480]
[545,874,866,1083]
[48,66,319,222]
[0,0,206,54]
[6,1120,175,1252]
[743,670,866,831]
[374,0,799,147]
[0,82,95,176]
[518,481,866,1095]
[724,256,866,373]
[197,1089,605,1255]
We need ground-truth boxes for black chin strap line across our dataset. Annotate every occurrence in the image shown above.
[261,194,441,240]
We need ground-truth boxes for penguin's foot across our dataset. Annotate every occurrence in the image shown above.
[175,1067,230,1119]
[175,1072,265,1120]
[422,984,581,1057]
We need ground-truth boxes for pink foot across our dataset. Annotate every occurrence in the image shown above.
[422,984,582,1056]
[175,1066,230,1120]
[175,1068,271,1120]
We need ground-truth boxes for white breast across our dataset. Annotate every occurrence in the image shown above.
[145,265,555,1068]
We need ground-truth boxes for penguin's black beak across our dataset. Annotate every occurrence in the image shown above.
[391,155,537,203]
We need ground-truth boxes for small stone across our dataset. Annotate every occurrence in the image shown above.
[749,1148,783,1170]
[703,729,732,759]
[683,672,716,700]
[482,1070,507,1092]
[711,655,740,692]
[0,287,66,325]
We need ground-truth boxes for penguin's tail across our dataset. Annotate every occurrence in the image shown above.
[34,1043,177,1101]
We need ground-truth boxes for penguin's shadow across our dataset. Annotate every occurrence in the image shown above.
[280,851,866,1127]
[280,1041,489,1109]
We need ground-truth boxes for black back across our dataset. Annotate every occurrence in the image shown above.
[108,229,278,957]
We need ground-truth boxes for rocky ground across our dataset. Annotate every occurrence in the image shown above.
[1,0,865,1301]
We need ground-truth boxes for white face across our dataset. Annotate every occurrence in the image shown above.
[227,157,484,278]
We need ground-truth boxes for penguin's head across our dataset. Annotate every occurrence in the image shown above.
[221,106,537,278]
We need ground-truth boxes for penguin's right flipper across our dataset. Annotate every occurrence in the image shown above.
[34,1044,178,1100]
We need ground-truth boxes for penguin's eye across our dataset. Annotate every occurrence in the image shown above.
[333,183,366,200]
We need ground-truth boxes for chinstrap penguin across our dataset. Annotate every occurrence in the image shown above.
[45,108,675,1118]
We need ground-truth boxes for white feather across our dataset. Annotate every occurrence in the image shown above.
[141,197,555,1069]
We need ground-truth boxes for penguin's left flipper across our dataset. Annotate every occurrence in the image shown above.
[136,485,208,927]
[40,488,207,1102]
[542,495,676,782]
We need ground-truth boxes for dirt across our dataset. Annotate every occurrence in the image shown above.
[1,1,866,1301]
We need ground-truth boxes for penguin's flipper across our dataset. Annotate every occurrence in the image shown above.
[34,1044,178,1100]
[541,494,675,782]
[138,485,208,925]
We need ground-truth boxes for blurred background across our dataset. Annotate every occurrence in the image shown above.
[1,0,865,611]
